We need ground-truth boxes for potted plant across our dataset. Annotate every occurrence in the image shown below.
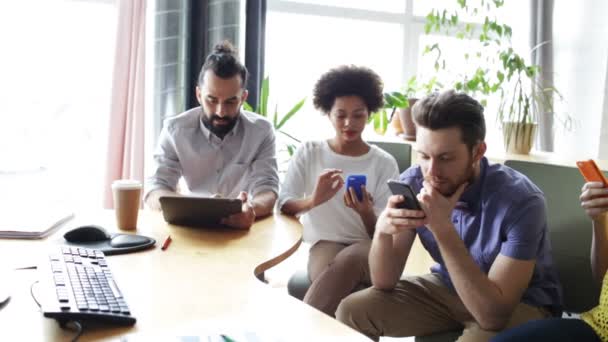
[421,0,570,154]
[243,76,306,156]
[497,48,554,154]
[372,76,420,140]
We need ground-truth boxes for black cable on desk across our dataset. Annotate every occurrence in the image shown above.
[61,321,83,342]
[31,280,84,341]
[30,280,41,309]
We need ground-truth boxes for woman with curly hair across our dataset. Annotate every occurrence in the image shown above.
[278,65,399,316]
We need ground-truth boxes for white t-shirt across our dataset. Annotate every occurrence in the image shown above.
[278,141,399,246]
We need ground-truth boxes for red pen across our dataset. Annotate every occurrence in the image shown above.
[161,235,172,251]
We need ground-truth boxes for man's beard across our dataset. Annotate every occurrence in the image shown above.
[441,163,476,197]
[202,111,238,139]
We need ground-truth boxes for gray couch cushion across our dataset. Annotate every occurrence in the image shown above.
[504,160,601,313]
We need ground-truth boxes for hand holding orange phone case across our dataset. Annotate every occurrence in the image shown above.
[576,159,608,186]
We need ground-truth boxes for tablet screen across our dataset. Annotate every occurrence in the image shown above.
[159,196,242,227]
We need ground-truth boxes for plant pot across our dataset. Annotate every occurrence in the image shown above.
[503,122,537,154]
[398,98,418,141]
[390,110,404,134]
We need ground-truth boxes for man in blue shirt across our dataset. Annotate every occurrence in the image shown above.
[336,90,562,341]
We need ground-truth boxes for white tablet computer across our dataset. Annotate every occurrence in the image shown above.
[159,196,242,227]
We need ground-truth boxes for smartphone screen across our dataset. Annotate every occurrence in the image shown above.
[387,180,423,211]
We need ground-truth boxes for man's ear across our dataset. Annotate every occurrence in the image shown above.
[195,86,202,105]
[241,89,249,103]
[473,141,487,163]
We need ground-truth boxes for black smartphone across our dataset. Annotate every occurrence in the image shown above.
[387,180,423,211]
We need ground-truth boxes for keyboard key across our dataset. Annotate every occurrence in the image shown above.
[54,278,65,286]
[108,279,123,299]
[51,262,63,273]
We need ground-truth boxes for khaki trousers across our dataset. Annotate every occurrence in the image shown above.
[336,273,551,342]
[303,240,371,317]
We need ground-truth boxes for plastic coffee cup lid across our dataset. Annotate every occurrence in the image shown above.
[112,179,142,190]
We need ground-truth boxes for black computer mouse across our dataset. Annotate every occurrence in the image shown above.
[64,225,111,243]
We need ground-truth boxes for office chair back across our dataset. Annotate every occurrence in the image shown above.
[369,141,412,173]
[504,160,601,314]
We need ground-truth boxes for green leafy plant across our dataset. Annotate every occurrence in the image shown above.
[421,0,571,152]
[422,0,512,107]
[370,76,419,135]
[243,76,306,156]
[368,101,390,135]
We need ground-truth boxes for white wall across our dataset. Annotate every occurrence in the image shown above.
[552,0,608,159]
[598,58,608,159]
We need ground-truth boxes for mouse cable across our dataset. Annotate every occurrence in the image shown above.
[30,281,84,341]
[60,320,84,342]
[30,280,41,309]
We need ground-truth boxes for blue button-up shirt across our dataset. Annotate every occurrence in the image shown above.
[145,107,279,199]
[401,157,563,315]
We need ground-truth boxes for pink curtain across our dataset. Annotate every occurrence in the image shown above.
[103,0,147,209]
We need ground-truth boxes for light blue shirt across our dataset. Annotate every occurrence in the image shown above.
[401,157,563,315]
[145,107,279,199]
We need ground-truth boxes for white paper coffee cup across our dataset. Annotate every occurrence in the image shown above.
[112,180,142,230]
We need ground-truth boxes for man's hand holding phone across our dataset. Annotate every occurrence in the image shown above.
[376,194,427,235]
[375,180,427,235]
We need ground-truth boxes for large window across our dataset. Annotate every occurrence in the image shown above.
[0,0,117,209]
[265,0,530,151]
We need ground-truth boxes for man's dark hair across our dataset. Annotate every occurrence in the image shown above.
[413,90,486,150]
[197,41,248,88]
[312,65,384,114]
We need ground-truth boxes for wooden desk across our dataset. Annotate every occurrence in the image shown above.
[0,211,370,341]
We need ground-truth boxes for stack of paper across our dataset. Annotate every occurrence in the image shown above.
[0,211,74,239]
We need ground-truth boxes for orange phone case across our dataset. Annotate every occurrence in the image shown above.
[576,159,608,186]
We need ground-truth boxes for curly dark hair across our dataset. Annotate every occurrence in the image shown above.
[312,65,384,114]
